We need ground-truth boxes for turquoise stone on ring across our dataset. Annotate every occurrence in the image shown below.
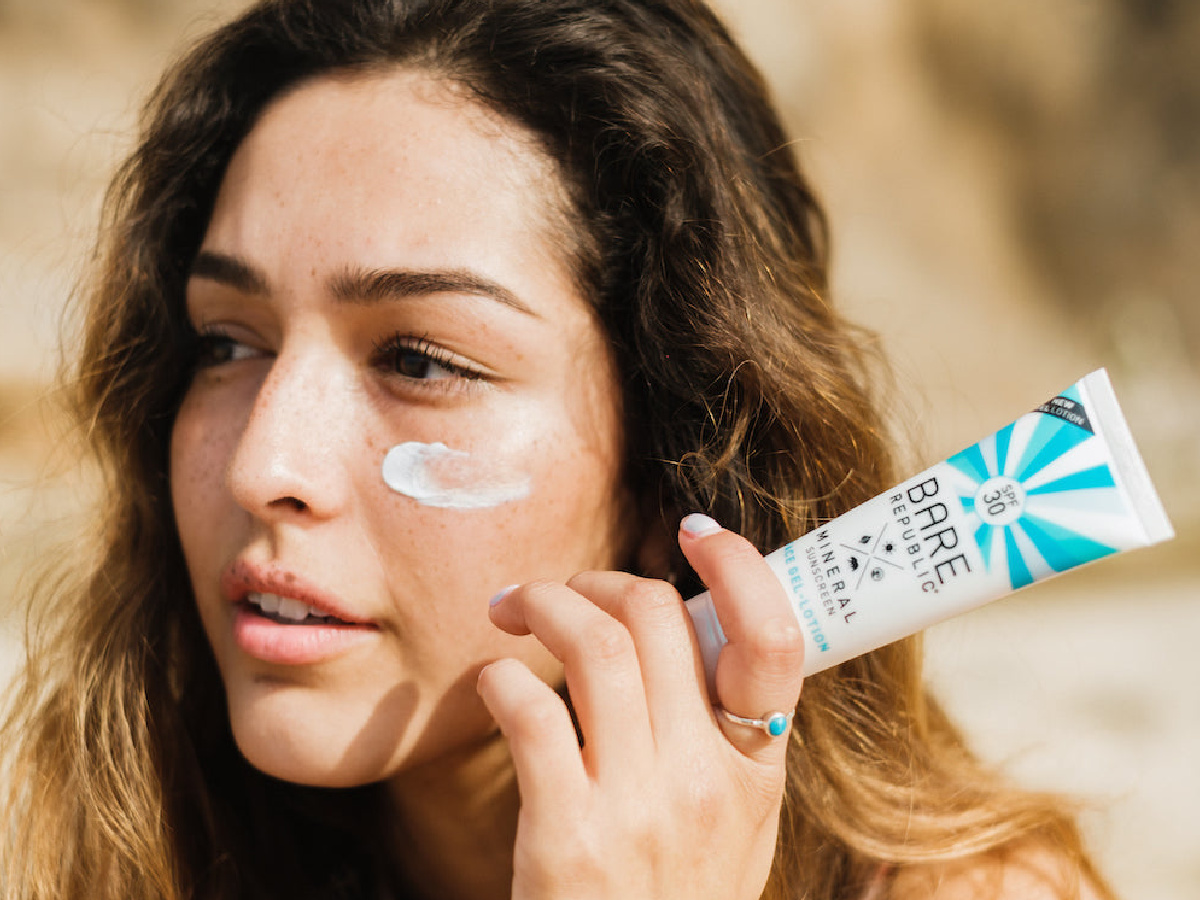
[718,707,793,737]
[765,712,790,737]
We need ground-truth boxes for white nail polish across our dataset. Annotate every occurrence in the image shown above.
[680,513,722,537]
[488,584,518,607]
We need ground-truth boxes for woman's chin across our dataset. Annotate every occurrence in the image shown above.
[221,675,504,788]
[224,680,422,788]
[239,743,382,788]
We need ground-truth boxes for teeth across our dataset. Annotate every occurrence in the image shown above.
[256,592,281,614]
[248,592,325,621]
[277,597,311,621]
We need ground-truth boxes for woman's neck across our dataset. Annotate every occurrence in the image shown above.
[386,734,520,900]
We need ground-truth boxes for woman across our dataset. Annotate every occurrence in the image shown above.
[2,1,1112,898]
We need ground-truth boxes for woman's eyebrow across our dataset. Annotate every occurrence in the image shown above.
[188,252,539,320]
[330,265,540,318]
[189,250,269,294]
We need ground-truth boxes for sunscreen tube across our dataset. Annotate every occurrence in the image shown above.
[686,369,1175,681]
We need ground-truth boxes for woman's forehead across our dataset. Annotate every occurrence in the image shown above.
[200,68,583,321]
[220,69,555,220]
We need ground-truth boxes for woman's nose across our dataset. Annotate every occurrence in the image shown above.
[226,347,355,521]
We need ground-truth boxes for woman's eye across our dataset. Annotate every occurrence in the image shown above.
[194,331,260,368]
[373,336,482,385]
[392,346,455,380]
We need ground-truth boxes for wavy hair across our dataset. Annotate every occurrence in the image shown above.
[2,1,1111,898]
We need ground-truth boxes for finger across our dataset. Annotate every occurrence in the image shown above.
[565,570,712,743]
[477,657,587,814]
[677,514,804,759]
[488,581,655,776]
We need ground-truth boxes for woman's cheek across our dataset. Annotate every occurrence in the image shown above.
[170,368,263,508]
[171,392,231,543]
[380,440,533,510]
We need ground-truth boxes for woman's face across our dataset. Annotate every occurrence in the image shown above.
[171,70,633,787]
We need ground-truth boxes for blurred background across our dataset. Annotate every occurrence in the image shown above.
[1,1,1196,896]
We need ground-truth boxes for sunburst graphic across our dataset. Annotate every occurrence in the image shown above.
[945,385,1124,590]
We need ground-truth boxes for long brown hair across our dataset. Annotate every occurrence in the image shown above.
[2,1,1110,898]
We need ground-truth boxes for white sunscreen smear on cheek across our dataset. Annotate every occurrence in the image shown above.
[381,441,532,509]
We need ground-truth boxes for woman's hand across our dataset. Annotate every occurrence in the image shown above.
[477,514,805,900]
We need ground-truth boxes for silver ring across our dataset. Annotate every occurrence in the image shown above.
[717,707,793,738]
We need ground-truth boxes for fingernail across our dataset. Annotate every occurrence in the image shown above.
[680,513,722,538]
[488,584,519,607]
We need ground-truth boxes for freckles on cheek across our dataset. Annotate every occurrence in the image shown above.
[170,400,234,530]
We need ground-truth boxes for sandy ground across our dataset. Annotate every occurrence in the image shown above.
[924,555,1200,900]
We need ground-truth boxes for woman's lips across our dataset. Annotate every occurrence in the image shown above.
[231,605,378,665]
[221,560,379,665]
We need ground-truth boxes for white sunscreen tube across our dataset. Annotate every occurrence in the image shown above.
[686,368,1175,680]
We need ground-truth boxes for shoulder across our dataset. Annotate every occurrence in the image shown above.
[886,845,1112,900]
